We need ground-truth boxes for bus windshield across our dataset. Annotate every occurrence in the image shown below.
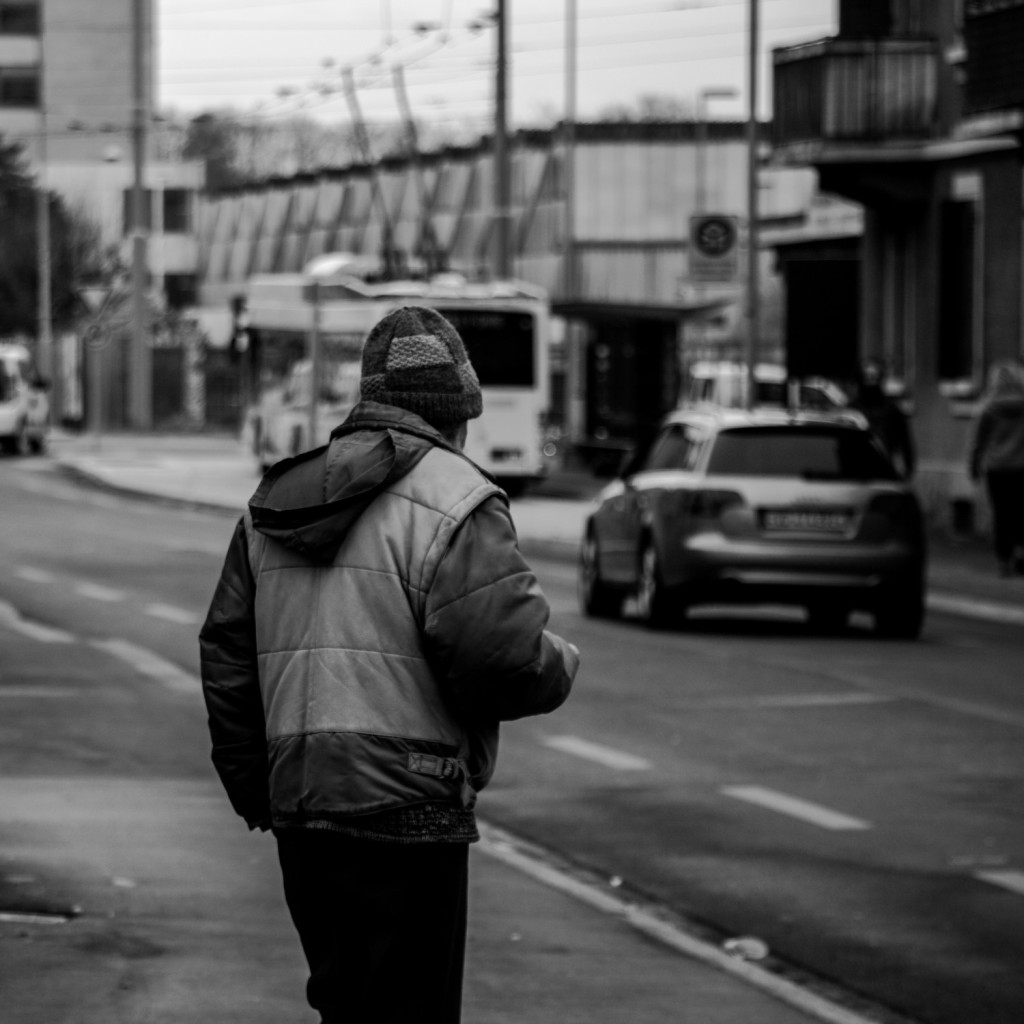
[439,309,535,387]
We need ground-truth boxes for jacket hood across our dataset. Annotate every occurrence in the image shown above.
[248,401,467,562]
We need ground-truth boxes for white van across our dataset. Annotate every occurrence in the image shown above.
[0,343,50,454]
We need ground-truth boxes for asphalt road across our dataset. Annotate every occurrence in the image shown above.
[2,457,1023,1024]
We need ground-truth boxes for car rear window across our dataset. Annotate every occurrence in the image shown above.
[706,426,899,480]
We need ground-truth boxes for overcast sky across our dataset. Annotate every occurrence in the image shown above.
[157,0,837,128]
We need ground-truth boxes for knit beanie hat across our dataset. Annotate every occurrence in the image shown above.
[360,306,483,425]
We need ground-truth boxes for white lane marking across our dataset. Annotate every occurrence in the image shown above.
[704,693,895,710]
[543,735,652,771]
[144,603,202,626]
[0,687,79,698]
[0,911,72,925]
[722,786,871,831]
[158,539,232,555]
[90,638,200,694]
[14,567,55,584]
[975,870,1024,897]
[0,602,75,644]
[929,592,1024,627]
[746,693,893,708]
[75,582,125,602]
[479,822,886,1024]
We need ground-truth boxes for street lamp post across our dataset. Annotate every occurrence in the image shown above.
[129,0,151,429]
[695,87,738,216]
[745,0,761,408]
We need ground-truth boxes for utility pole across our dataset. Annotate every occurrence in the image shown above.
[129,0,151,428]
[494,0,511,279]
[744,0,760,408]
[36,26,52,383]
[562,0,577,298]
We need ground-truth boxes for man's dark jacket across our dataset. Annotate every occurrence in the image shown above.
[199,402,578,830]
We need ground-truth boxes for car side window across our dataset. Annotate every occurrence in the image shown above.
[642,424,702,472]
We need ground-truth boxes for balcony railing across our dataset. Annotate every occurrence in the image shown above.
[772,37,941,149]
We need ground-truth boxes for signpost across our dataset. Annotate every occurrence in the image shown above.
[689,214,739,284]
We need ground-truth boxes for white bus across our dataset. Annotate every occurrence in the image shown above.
[240,266,551,494]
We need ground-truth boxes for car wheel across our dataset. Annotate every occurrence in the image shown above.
[806,602,850,634]
[578,532,621,619]
[874,580,925,639]
[2,420,29,456]
[636,538,678,629]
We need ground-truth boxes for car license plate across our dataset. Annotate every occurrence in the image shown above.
[762,509,849,532]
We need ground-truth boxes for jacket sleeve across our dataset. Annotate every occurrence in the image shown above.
[423,494,579,722]
[198,517,271,830]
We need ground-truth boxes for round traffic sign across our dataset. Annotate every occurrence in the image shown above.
[693,216,737,259]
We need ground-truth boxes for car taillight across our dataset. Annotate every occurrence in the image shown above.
[866,493,922,535]
[687,489,745,518]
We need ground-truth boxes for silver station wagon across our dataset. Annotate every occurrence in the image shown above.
[578,407,926,637]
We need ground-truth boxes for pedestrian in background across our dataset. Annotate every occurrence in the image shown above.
[199,306,580,1024]
[969,359,1024,577]
[852,358,916,478]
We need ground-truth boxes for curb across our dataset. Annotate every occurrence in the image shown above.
[478,823,919,1024]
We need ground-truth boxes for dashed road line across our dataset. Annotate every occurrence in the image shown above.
[90,638,200,694]
[703,692,895,710]
[722,786,872,831]
[14,567,55,584]
[75,582,126,602]
[542,735,653,771]
[975,870,1024,897]
[145,603,201,625]
[13,565,200,627]
[0,601,75,644]
[0,686,79,698]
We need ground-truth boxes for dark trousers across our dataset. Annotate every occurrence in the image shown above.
[275,829,469,1024]
[985,469,1024,564]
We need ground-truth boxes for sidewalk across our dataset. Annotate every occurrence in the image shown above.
[49,429,1024,628]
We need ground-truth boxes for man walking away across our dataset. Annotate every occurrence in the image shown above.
[199,306,580,1024]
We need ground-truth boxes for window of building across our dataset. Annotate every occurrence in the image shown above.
[0,67,39,106]
[0,3,40,35]
[163,274,198,310]
[163,189,192,233]
[123,188,195,235]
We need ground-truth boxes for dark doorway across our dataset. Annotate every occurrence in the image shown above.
[777,241,860,383]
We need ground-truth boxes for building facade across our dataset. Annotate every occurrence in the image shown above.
[195,122,823,459]
[0,0,205,426]
[772,0,1024,528]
